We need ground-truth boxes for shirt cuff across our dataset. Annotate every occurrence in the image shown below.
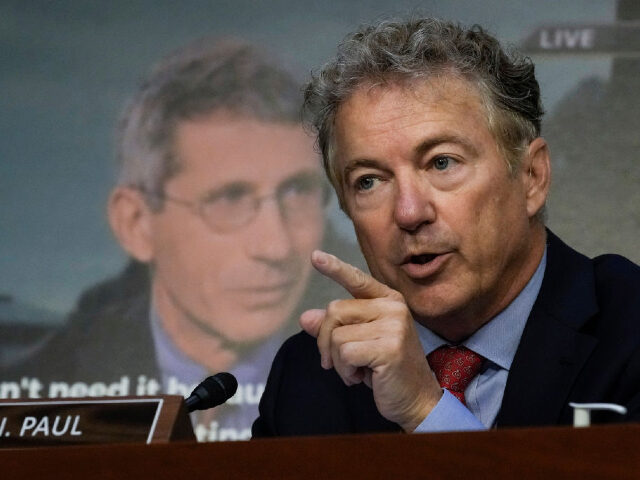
[414,389,486,433]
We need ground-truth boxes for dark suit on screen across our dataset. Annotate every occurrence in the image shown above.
[252,231,640,436]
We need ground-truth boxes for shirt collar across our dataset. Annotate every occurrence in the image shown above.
[149,304,285,387]
[416,247,547,371]
[150,305,207,386]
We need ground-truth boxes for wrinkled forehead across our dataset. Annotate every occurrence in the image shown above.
[332,75,491,158]
[167,111,321,192]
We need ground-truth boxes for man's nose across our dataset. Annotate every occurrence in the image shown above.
[245,196,295,262]
[392,175,436,232]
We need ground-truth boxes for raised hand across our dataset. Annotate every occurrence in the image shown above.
[300,250,443,432]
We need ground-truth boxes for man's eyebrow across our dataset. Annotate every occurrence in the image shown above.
[414,134,479,157]
[201,181,253,201]
[342,159,385,178]
[279,169,325,184]
[200,169,324,199]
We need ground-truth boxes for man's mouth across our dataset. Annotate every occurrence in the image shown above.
[232,282,297,310]
[234,280,295,293]
[400,251,450,279]
[409,253,438,265]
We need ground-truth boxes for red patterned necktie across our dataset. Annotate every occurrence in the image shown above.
[427,345,484,406]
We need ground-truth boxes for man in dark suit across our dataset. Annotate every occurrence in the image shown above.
[252,18,640,436]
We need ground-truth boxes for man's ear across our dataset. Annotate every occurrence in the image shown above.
[522,137,551,219]
[107,186,155,263]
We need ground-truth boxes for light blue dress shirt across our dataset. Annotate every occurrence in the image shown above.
[415,248,547,432]
[149,307,283,434]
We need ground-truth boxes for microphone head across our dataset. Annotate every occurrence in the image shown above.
[186,372,238,412]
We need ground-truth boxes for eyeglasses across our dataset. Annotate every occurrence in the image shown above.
[138,172,330,233]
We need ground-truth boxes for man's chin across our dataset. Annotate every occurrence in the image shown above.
[411,296,487,342]
[406,288,469,326]
[212,311,294,349]
[216,328,284,355]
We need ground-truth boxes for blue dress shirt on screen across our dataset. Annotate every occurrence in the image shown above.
[415,248,547,432]
[149,306,283,434]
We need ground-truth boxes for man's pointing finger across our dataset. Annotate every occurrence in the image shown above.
[311,250,395,300]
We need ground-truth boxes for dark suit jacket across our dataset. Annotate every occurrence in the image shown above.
[5,261,160,384]
[252,231,640,436]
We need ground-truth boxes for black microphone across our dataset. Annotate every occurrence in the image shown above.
[185,372,238,412]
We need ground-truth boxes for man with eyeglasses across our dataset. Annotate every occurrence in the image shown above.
[6,38,355,441]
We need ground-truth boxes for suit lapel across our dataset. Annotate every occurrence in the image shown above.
[496,231,599,427]
[496,303,597,426]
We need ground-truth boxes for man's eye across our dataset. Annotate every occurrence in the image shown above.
[433,156,452,171]
[355,176,378,191]
[280,175,323,196]
[206,184,252,205]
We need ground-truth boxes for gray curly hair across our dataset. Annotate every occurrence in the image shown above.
[303,18,544,207]
[116,38,303,210]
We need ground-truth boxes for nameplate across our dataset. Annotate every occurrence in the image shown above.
[0,397,182,447]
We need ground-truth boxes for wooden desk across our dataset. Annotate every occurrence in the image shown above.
[1,423,638,479]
